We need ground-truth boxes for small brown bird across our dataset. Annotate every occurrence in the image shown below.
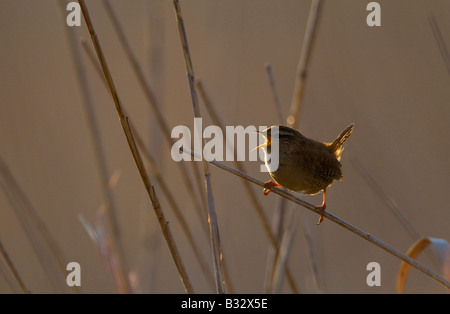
[256,123,354,225]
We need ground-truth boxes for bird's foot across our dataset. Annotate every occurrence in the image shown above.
[315,204,327,225]
[263,180,281,196]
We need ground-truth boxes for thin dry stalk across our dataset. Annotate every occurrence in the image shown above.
[429,15,450,76]
[80,38,105,83]
[196,79,299,293]
[78,0,194,294]
[270,209,298,293]
[351,157,420,240]
[79,203,129,293]
[0,239,28,293]
[302,214,323,293]
[351,156,442,270]
[80,36,215,290]
[180,147,450,290]
[262,63,292,293]
[287,0,323,127]
[264,63,283,123]
[132,127,215,290]
[269,0,323,292]
[0,158,78,293]
[172,0,225,294]
[101,0,208,231]
[262,200,286,293]
[57,0,130,293]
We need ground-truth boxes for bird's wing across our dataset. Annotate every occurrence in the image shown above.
[301,147,343,182]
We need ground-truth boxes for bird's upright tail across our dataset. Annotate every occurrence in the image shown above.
[330,123,354,159]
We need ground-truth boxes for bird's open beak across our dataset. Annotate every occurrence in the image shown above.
[253,131,268,151]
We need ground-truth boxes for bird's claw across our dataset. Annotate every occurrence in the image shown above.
[315,204,326,225]
[263,180,280,196]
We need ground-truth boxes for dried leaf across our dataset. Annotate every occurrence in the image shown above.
[397,237,450,293]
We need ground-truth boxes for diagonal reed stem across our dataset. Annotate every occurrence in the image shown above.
[287,0,323,128]
[428,15,450,76]
[180,147,450,291]
[272,0,323,292]
[78,0,194,294]
[132,128,215,290]
[80,36,215,291]
[196,79,299,293]
[264,63,284,123]
[0,238,29,293]
[57,0,130,293]
[101,0,208,235]
[270,210,298,293]
[263,63,292,293]
[173,0,225,294]
[0,158,79,293]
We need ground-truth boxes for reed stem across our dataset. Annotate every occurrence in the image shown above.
[180,147,450,291]
[78,0,194,294]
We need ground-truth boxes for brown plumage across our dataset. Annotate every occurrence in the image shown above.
[257,123,354,225]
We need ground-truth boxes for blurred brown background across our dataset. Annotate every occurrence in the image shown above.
[1,0,449,293]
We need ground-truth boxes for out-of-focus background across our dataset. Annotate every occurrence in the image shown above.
[1,0,449,294]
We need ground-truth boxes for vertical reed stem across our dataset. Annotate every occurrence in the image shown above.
[78,0,194,293]
[173,0,225,294]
